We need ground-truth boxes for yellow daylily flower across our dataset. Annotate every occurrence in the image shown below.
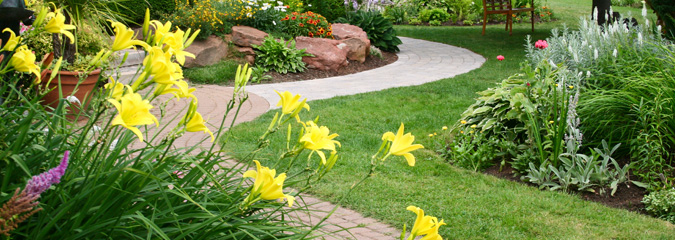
[110,21,150,51]
[150,20,173,46]
[104,77,126,101]
[460,120,467,124]
[185,110,214,142]
[442,126,448,130]
[143,46,182,85]
[9,46,40,81]
[44,8,76,43]
[163,27,195,65]
[381,123,424,166]
[406,206,446,240]
[1,28,21,51]
[300,121,341,164]
[108,91,159,142]
[275,90,309,118]
[243,160,295,207]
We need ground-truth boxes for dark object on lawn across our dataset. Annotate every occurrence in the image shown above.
[592,0,612,25]
[0,0,34,50]
[481,0,535,35]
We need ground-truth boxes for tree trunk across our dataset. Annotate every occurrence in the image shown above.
[592,0,612,25]
[52,12,76,64]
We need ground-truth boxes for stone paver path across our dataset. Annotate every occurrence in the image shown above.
[246,37,485,107]
[119,36,485,239]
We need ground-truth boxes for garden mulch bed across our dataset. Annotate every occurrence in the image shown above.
[259,51,398,83]
[483,163,647,214]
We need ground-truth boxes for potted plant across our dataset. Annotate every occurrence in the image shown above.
[24,0,126,114]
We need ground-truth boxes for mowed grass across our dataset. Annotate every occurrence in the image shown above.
[222,0,675,238]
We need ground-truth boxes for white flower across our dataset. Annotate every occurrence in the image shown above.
[308,4,312,7]
[612,48,618,58]
[642,1,648,18]
[66,95,81,105]
[586,71,592,77]
[92,125,102,132]
[638,32,643,45]
[277,1,283,5]
[594,48,598,60]
[273,21,276,25]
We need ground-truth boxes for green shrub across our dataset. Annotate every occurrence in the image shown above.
[429,19,442,26]
[165,0,234,40]
[383,5,408,24]
[280,11,333,38]
[119,0,175,23]
[643,188,675,224]
[408,17,422,25]
[419,8,451,23]
[252,36,313,74]
[335,10,402,52]
[303,0,347,22]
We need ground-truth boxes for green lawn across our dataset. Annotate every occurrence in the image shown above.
[222,0,675,238]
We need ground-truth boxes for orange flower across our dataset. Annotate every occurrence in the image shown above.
[318,27,325,34]
[308,32,314,37]
[541,14,545,17]
[512,14,516,17]
[299,23,304,27]
[282,16,289,21]
[291,16,296,20]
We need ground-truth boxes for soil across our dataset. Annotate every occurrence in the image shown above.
[257,51,398,84]
[483,162,648,214]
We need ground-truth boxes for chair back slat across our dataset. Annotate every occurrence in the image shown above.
[483,0,511,12]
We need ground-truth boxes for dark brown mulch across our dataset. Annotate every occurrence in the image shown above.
[260,51,398,83]
[483,162,647,214]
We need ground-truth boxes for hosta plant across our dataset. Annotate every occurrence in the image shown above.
[252,35,313,74]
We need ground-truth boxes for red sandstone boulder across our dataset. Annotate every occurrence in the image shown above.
[331,23,370,63]
[231,26,268,47]
[183,35,228,68]
[294,36,349,71]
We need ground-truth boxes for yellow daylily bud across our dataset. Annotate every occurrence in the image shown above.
[142,8,150,38]
[234,64,252,95]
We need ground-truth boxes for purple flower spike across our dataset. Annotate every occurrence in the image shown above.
[23,151,70,197]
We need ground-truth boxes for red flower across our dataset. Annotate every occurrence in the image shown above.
[299,23,304,27]
[292,12,298,15]
[534,40,548,49]
[497,55,505,61]
[291,16,296,20]
[285,5,289,8]
[308,32,314,37]
[326,31,332,36]
[282,16,289,21]
[318,27,325,34]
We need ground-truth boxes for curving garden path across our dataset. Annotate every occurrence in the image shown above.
[122,36,485,239]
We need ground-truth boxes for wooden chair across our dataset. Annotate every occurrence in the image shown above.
[482,0,534,35]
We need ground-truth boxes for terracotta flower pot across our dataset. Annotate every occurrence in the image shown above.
[39,68,101,118]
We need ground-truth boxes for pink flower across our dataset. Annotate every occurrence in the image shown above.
[497,55,505,61]
[535,40,548,49]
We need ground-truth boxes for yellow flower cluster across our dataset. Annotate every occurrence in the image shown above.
[103,10,213,143]
[174,0,228,29]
